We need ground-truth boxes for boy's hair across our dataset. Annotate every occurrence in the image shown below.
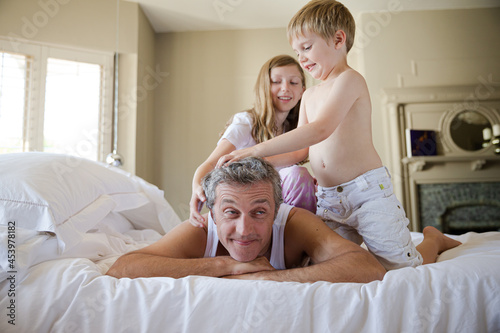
[287,0,356,53]
[202,157,283,216]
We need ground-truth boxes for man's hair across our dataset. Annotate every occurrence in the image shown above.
[202,157,283,215]
[287,0,356,53]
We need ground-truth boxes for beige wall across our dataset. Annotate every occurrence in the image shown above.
[133,7,156,182]
[0,0,138,53]
[2,2,499,221]
[0,0,156,181]
[356,8,500,175]
[155,8,500,220]
[154,28,302,218]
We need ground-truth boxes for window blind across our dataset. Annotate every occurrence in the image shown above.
[43,58,103,161]
[0,52,32,153]
[0,38,113,162]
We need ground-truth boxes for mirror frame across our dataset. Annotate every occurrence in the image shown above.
[441,105,497,154]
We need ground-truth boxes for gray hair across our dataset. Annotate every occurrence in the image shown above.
[202,157,283,215]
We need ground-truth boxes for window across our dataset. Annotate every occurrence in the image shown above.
[0,52,30,153]
[0,39,113,161]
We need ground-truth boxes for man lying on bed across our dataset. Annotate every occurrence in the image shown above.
[106,157,456,283]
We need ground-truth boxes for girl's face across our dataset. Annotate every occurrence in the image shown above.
[270,64,305,114]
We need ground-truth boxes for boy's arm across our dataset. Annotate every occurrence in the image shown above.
[105,220,275,279]
[263,100,310,167]
[264,149,308,168]
[217,70,365,167]
[226,208,386,283]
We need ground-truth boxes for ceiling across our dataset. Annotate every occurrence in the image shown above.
[127,0,500,33]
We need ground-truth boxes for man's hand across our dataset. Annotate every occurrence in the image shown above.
[225,256,276,278]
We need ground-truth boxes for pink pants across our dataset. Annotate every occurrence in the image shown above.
[279,165,317,213]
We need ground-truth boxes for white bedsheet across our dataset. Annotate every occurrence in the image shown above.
[1,230,499,333]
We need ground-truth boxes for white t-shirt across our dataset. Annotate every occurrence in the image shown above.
[218,112,256,150]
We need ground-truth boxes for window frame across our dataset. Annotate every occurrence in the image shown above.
[0,37,114,161]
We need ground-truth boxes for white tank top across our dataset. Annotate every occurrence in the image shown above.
[203,204,294,270]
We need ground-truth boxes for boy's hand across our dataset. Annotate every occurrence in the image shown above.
[216,147,254,168]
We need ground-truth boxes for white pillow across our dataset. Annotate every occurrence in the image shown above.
[0,152,181,253]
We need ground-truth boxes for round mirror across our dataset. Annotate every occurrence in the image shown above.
[450,110,492,151]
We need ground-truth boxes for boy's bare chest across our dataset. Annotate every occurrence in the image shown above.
[304,83,334,120]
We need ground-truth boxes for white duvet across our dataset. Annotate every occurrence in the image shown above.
[0,153,499,332]
[1,227,499,333]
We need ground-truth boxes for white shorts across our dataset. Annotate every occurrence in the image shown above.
[316,166,423,270]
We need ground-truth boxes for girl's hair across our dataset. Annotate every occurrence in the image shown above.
[287,0,355,53]
[220,54,306,143]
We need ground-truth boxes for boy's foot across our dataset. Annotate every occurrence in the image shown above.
[422,226,462,254]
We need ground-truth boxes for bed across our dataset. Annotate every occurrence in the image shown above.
[1,152,499,333]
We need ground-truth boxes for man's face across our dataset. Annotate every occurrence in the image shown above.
[211,181,276,262]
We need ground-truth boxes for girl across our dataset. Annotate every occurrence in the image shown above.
[189,55,316,227]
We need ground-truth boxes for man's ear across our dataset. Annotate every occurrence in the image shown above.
[334,30,347,49]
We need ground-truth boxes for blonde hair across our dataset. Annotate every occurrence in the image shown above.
[287,0,356,53]
[221,55,305,144]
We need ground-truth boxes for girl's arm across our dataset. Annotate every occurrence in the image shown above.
[216,70,364,167]
[190,139,236,226]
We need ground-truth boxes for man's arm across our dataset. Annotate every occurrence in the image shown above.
[227,208,386,283]
[105,219,275,279]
